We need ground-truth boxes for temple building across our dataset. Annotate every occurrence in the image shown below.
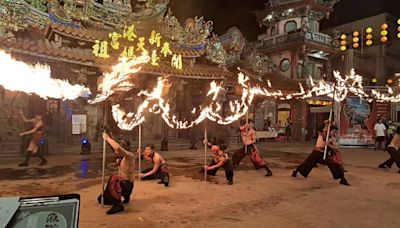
[247,0,340,140]
[0,0,302,155]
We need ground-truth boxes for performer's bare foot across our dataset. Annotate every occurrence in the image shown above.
[292,170,297,177]
[378,164,388,169]
[265,170,272,177]
[228,180,233,185]
[340,178,350,186]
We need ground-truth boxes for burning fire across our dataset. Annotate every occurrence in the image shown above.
[89,54,151,104]
[0,50,90,100]
[104,65,399,130]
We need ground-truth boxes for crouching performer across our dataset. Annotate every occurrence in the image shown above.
[202,140,234,185]
[139,144,170,187]
[292,125,350,186]
[97,133,135,214]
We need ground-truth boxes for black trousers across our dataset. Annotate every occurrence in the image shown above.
[97,176,134,205]
[141,165,170,183]
[380,147,400,169]
[206,159,234,181]
[296,150,344,179]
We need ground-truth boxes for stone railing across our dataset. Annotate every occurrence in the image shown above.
[245,30,333,53]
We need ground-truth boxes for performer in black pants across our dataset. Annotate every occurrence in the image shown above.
[292,125,350,186]
[378,126,400,173]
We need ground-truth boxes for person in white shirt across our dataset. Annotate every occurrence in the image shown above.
[374,119,386,151]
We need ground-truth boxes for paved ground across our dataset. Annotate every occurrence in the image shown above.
[0,141,399,228]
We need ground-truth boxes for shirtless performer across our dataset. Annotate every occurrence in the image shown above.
[139,144,170,187]
[202,140,234,185]
[18,110,47,166]
[292,125,350,186]
[97,133,135,214]
[232,119,273,176]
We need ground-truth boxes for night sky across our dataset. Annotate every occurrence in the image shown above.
[168,0,400,41]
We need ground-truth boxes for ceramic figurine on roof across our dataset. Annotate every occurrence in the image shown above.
[130,0,169,18]
[205,34,227,68]
[247,50,277,75]
[162,9,213,47]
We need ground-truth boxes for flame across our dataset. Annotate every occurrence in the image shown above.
[108,67,400,130]
[89,54,150,104]
[0,50,90,100]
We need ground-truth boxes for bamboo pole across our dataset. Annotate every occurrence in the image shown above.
[323,86,336,160]
[204,121,208,181]
[101,101,107,207]
[138,124,142,181]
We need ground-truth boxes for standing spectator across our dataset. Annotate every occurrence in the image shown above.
[285,118,293,141]
[374,119,386,151]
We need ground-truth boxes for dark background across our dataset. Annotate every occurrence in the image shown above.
[168,0,400,41]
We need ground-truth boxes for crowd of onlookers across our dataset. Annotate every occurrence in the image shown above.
[374,115,397,151]
[263,117,293,141]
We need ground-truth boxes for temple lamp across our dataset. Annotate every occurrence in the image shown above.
[81,138,91,154]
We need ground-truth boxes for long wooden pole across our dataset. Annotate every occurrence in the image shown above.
[323,86,336,160]
[204,121,207,181]
[245,111,249,154]
[138,124,142,181]
[101,101,107,207]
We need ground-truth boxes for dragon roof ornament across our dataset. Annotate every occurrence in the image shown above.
[161,8,213,47]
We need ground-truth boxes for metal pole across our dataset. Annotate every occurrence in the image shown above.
[138,124,142,181]
[101,101,107,207]
[204,121,207,181]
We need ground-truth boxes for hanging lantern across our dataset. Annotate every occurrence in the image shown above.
[340,33,347,51]
[352,43,359,49]
[371,78,378,83]
[366,40,373,46]
[366,27,373,33]
[353,31,359,37]
[380,23,388,43]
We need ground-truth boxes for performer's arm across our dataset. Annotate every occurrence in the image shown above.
[103,133,133,158]
[327,138,339,151]
[139,156,161,178]
[19,110,34,123]
[20,121,42,136]
[250,129,257,144]
[206,156,228,171]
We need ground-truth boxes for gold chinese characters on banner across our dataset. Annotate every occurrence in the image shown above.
[92,25,183,70]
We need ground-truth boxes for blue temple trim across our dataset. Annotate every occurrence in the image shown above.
[49,13,81,29]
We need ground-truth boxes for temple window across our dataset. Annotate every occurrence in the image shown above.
[270,26,277,36]
[284,20,297,33]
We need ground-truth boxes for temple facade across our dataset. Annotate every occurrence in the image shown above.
[0,0,300,155]
[247,0,340,140]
